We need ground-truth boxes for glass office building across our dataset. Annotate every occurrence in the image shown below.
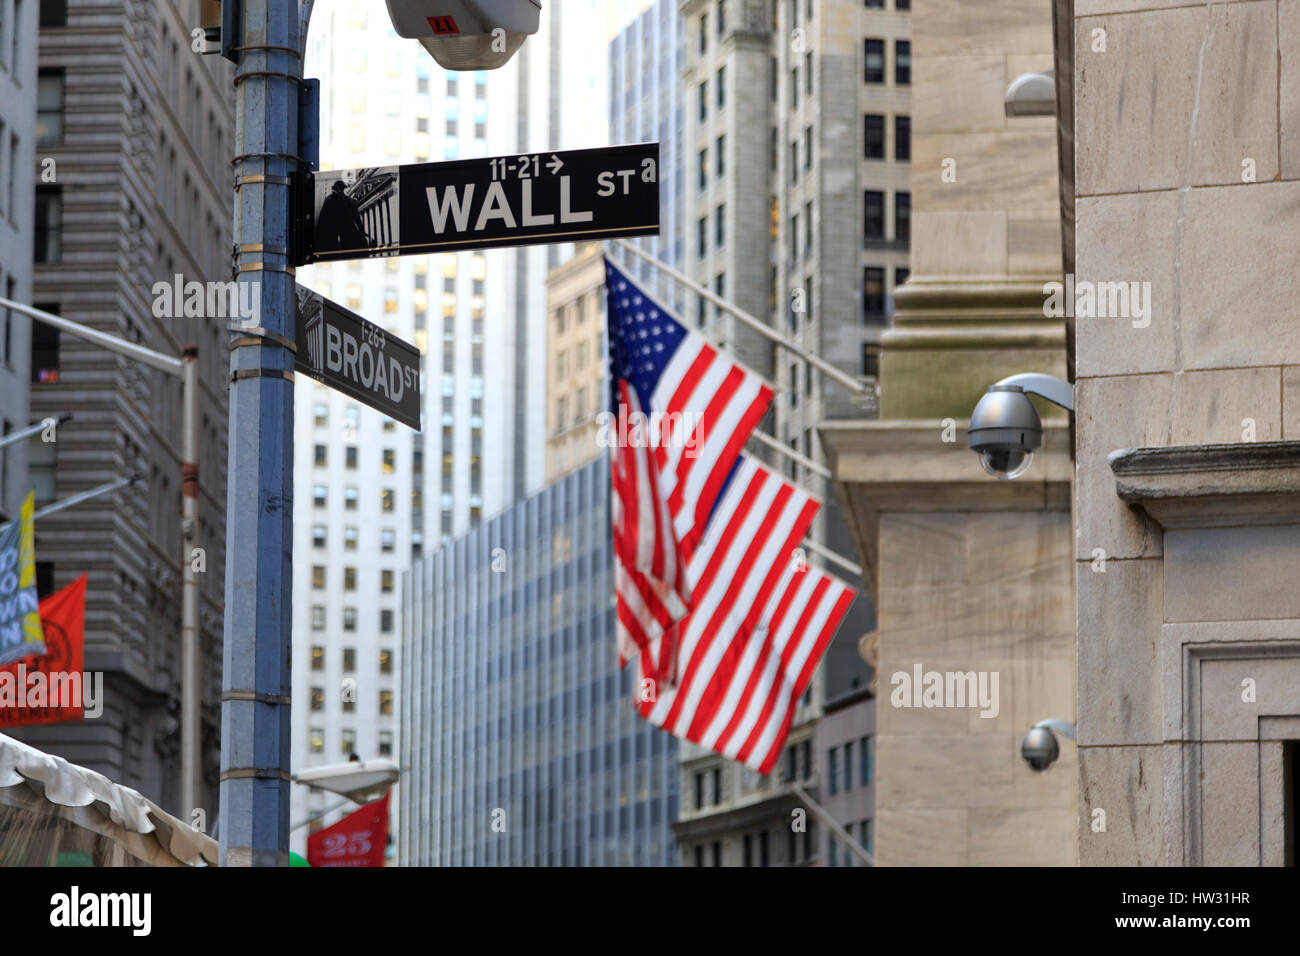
[399,454,679,865]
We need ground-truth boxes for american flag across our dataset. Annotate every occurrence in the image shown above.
[632,454,857,773]
[604,258,857,772]
[605,258,773,682]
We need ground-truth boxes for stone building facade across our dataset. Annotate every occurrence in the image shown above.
[1072,0,1300,866]
[821,0,1076,865]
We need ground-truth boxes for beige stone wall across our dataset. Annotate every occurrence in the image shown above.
[1074,0,1300,865]
[822,420,1076,865]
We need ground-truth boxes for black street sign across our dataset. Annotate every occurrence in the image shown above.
[293,285,421,431]
[297,142,660,265]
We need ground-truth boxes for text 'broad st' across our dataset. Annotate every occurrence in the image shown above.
[294,285,421,430]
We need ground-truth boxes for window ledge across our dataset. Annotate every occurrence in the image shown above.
[1110,440,1300,530]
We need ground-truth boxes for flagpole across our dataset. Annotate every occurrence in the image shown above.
[609,239,871,397]
[792,781,876,866]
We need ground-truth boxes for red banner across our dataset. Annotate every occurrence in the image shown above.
[307,791,390,867]
[0,574,87,728]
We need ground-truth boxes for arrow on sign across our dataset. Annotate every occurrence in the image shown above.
[548,154,563,175]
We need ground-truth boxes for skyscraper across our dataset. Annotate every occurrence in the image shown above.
[13,0,234,820]
[399,453,679,866]
[0,0,38,518]
[670,0,906,865]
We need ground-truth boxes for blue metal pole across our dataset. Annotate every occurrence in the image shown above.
[220,0,301,866]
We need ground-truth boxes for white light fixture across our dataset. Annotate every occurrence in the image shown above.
[294,758,399,803]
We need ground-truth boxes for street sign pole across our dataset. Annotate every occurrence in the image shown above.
[221,0,300,866]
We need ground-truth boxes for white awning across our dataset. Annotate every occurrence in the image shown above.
[0,733,217,867]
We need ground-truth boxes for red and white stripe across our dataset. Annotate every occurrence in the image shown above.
[611,332,772,682]
[632,455,856,773]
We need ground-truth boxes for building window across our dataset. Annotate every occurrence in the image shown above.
[697,148,708,190]
[310,646,324,670]
[381,528,395,552]
[345,446,358,468]
[343,607,357,631]
[716,66,725,108]
[31,320,59,383]
[344,568,357,590]
[804,125,812,170]
[309,727,324,754]
[379,690,393,716]
[895,191,911,242]
[895,115,911,161]
[341,728,356,755]
[310,687,324,711]
[314,444,327,467]
[36,70,65,146]
[694,845,704,867]
[844,739,855,792]
[711,767,722,806]
[715,134,725,179]
[381,488,395,512]
[344,526,359,551]
[862,819,874,854]
[828,747,839,795]
[697,216,707,258]
[862,343,881,378]
[381,609,394,633]
[312,525,326,549]
[694,771,705,810]
[863,114,885,159]
[863,267,886,320]
[312,565,326,588]
[40,0,68,27]
[34,187,62,263]
[863,190,885,240]
[345,485,359,510]
[895,40,911,85]
[312,483,327,508]
[379,649,393,674]
[711,842,721,867]
[382,448,396,473]
[381,569,394,593]
[312,403,328,427]
[311,606,325,630]
[342,647,356,672]
[715,204,725,248]
[760,831,769,867]
[864,39,884,84]
[861,735,873,786]
[744,834,753,867]
[698,82,707,122]
[379,731,393,757]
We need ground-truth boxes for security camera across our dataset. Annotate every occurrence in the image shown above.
[1020,726,1059,772]
[1005,70,1056,117]
[968,373,1074,480]
[969,386,1041,480]
[1021,718,1076,773]
[384,0,541,71]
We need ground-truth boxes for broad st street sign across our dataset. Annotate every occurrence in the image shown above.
[297,142,660,265]
[293,285,421,430]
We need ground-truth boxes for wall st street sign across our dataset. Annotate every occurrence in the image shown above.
[297,142,660,264]
[294,285,421,430]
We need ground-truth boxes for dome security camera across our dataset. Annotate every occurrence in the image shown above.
[1020,726,1059,772]
[968,386,1041,480]
[384,0,541,71]
[968,373,1074,480]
